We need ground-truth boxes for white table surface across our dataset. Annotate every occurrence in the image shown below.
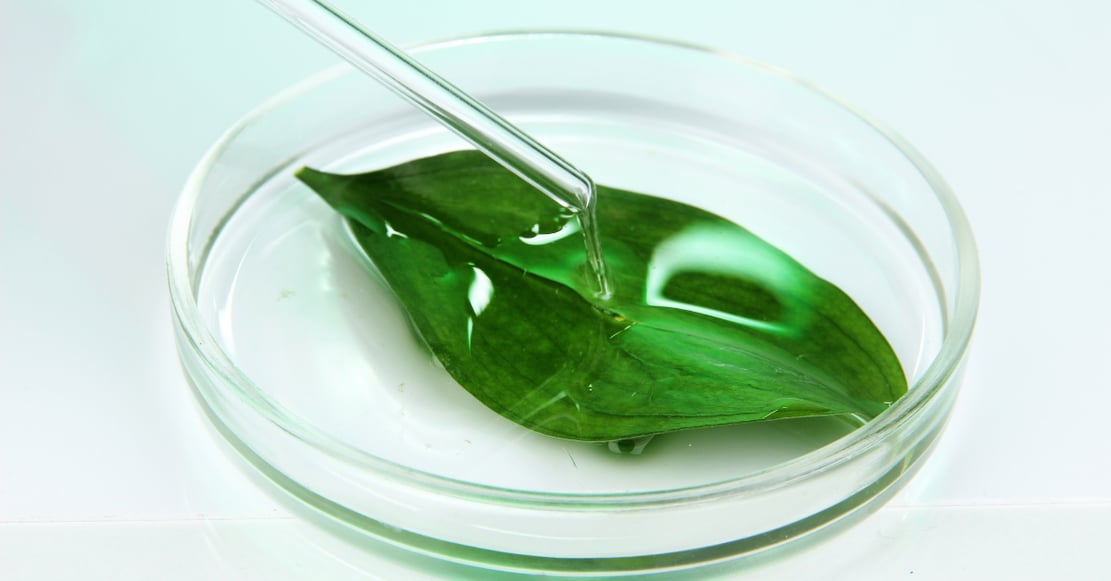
[2,1,1109,579]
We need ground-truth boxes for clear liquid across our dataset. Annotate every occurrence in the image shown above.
[576,198,613,299]
[196,96,940,494]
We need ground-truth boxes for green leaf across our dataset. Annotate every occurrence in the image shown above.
[296,150,906,442]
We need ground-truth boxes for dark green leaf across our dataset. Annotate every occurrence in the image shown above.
[297,150,906,442]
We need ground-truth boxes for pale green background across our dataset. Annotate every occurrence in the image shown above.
[2,1,1109,579]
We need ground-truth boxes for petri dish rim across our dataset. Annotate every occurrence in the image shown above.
[167,30,980,510]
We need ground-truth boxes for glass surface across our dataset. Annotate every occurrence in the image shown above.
[168,32,978,574]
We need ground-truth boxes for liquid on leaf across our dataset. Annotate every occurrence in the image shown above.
[297,150,907,442]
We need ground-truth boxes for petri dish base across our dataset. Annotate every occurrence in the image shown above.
[168,31,979,575]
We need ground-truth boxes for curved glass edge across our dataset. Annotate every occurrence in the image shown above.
[166,31,980,508]
[180,315,961,575]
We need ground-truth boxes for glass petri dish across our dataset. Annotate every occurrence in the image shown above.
[168,31,979,575]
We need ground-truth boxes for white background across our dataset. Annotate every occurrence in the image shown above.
[2,1,1109,579]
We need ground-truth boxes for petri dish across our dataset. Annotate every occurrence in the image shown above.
[168,31,979,575]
